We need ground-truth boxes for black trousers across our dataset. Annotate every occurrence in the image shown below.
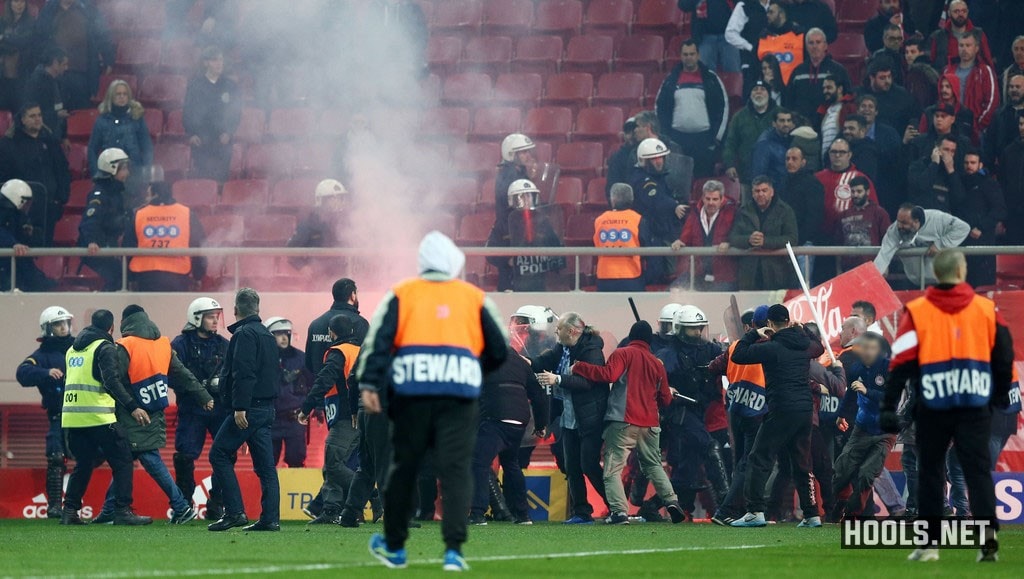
[133,271,193,292]
[384,397,477,552]
[718,413,762,517]
[471,420,527,518]
[345,409,392,513]
[63,424,135,511]
[769,424,837,519]
[562,426,607,518]
[81,256,122,292]
[916,405,998,542]
[832,427,896,517]
[743,410,816,516]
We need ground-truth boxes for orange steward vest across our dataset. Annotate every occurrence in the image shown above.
[118,335,173,412]
[594,209,642,280]
[129,203,192,275]
[758,31,805,84]
[323,342,360,428]
[725,340,767,417]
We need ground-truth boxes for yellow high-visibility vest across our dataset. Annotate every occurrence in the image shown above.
[62,339,116,428]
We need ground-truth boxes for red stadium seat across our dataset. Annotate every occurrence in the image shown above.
[584,0,635,40]
[427,35,463,75]
[996,255,1024,287]
[442,72,493,105]
[463,255,497,289]
[513,35,563,74]
[471,107,521,142]
[422,73,442,106]
[534,0,584,40]
[564,212,597,246]
[574,106,624,145]
[0,110,11,136]
[422,107,471,139]
[229,143,245,180]
[234,107,266,143]
[66,143,88,179]
[103,0,138,34]
[532,141,555,164]
[456,212,494,246]
[133,0,167,34]
[139,74,187,108]
[267,108,316,140]
[289,142,333,176]
[583,178,609,210]
[152,143,191,179]
[317,109,349,139]
[647,73,666,107]
[53,215,81,247]
[163,109,186,141]
[270,178,319,210]
[221,179,270,209]
[493,72,543,107]
[553,176,584,212]
[115,38,161,73]
[439,178,481,213]
[144,109,163,140]
[564,35,615,75]
[172,179,219,213]
[594,72,645,107]
[160,38,198,73]
[66,180,93,214]
[635,0,684,40]
[200,214,245,247]
[433,0,483,34]
[830,32,868,62]
[93,74,137,103]
[243,214,296,247]
[837,0,874,32]
[616,34,665,74]
[524,107,574,142]
[556,142,604,177]
[461,36,513,74]
[542,73,594,109]
[452,142,501,176]
[66,110,98,142]
[719,71,744,111]
[666,34,686,68]
[483,0,533,37]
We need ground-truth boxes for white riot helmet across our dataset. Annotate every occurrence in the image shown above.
[501,133,535,163]
[39,306,73,337]
[314,178,348,207]
[636,138,670,163]
[1,179,32,210]
[510,305,558,333]
[507,179,540,210]
[97,148,130,176]
[186,297,223,331]
[674,305,709,333]
[658,303,685,336]
[264,317,293,334]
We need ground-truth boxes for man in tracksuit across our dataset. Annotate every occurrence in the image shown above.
[730,304,825,528]
[298,315,362,525]
[573,321,686,526]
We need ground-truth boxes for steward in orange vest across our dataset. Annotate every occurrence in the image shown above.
[881,250,1013,561]
[594,183,647,292]
[124,182,207,292]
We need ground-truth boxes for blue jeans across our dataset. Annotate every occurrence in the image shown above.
[699,34,740,73]
[209,405,279,523]
[946,447,971,516]
[101,449,190,516]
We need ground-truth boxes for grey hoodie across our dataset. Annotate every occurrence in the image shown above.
[873,209,970,286]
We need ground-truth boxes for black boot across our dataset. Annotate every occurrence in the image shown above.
[370,491,384,523]
[638,497,667,522]
[338,507,360,528]
[46,454,66,519]
[308,509,340,525]
[113,507,153,526]
[488,472,513,522]
[205,498,224,522]
[60,507,87,525]
[173,453,195,502]
[704,441,731,506]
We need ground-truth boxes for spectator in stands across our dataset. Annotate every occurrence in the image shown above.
[873,203,970,288]
[632,111,693,203]
[985,73,1024,165]
[490,133,536,291]
[0,179,53,291]
[1001,36,1024,97]
[77,147,130,292]
[942,30,999,141]
[0,0,37,112]
[759,55,786,105]
[903,36,939,111]
[87,80,153,177]
[750,107,794,188]
[680,0,741,73]
[918,74,975,143]
[866,0,918,55]
[631,138,689,284]
[837,176,892,271]
[35,0,113,112]
[605,116,638,201]
[0,102,70,246]
[786,28,850,123]
[860,56,920,135]
[958,150,1006,287]
[655,39,728,178]
[908,135,965,212]
[756,2,805,86]
[780,146,826,253]
[724,80,777,199]
[789,114,821,171]
[183,46,241,182]
[725,0,771,88]
[927,0,992,70]
[123,181,207,292]
[728,175,798,290]
[871,24,907,87]
[816,138,879,239]
[784,0,836,43]
[818,77,857,162]
[671,180,738,291]
[594,183,646,292]
[857,96,903,206]
[22,46,68,141]
[998,114,1024,244]
[842,115,881,184]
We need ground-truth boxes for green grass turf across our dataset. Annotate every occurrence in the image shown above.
[0,520,1020,578]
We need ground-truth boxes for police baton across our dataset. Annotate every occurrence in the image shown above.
[627,297,641,324]
[785,242,836,365]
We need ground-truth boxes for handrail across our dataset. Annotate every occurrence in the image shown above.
[3,245,1023,292]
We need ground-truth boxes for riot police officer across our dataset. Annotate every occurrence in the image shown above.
[0,179,53,291]
[171,297,231,520]
[77,148,131,292]
[630,138,689,284]
[491,134,537,291]
[503,179,565,292]
[287,178,351,271]
[264,317,313,468]
[17,306,75,518]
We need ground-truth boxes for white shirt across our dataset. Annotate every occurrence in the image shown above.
[725,0,770,52]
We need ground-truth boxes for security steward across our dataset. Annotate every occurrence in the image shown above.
[594,183,646,292]
[881,250,1014,563]
[17,306,75,518]
[358,231,507,572]
[77,148,131,292]
[124,181,207,292]
[298,314,362,525]
[60,309,151,526]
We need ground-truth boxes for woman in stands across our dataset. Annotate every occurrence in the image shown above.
[759,55,786,107]
[87,79,153,182]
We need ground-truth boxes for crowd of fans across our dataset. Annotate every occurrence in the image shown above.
[0,0,1022,293]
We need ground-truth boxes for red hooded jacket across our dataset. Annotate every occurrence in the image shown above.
[917,73,976,141]
[677,201,738,284]
[573,340,673,428]
[942,61,1000,134]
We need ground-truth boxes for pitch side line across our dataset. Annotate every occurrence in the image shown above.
[14,544,774,578]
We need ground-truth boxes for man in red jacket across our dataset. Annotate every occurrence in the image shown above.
[943,30,999,137]
[572,321,686,526]
[671,180,738,290]
[928,0,992,69]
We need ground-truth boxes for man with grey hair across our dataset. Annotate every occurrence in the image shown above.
[838,316,867,350]
[208,288,282,532]
[673,179,738,290]
[786,27,850,122]
[594,183,647,292]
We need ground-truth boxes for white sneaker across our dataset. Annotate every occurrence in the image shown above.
[730,512,767,527]
[908,548,939,562]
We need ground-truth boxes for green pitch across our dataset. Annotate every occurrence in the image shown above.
[0,520,1021,578]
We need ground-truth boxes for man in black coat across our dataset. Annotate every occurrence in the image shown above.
[998,114,1024,244]
[859,56,920,136]
[305,278,368,375]
[21,47,69,141]
[865,0,917,54]
[786,0,837,43]
[208,288,282,532]
[780,146,827,247]
[729,304,827,528]
[532,312,608,524]
[959,151,1007,287]
[786,29,851,122]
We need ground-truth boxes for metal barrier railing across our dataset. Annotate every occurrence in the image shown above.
[2,245,1022,292]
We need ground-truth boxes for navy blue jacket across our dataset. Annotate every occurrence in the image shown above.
[221,316,280,410]
[17,335,74,416]
[274,345,313,413]
[841,355,890,435]
[87,105,153,175]
[77,177,128,248]
[629,166,681,246]
[171,329,228,414]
